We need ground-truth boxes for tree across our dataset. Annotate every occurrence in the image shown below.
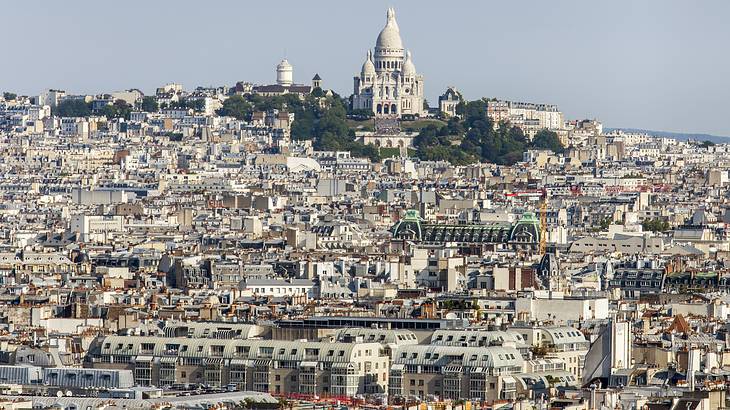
[410,99,533,166]
[531,129,565,153]
[113,99,132,119]
[217,95,253,120]
[140,96,158,112]
[54,99,91,117]
[98,99,132,119]
[642,218,670,232]
[599,217,613,230]
[311,87,325,98]
[460,99,490,129]
[413,124,477,165]
[187,99,205,112]
[3,92,16,101]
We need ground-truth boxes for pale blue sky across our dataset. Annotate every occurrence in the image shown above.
[3,1,729,135]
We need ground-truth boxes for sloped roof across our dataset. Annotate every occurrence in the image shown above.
[666,314,691,334]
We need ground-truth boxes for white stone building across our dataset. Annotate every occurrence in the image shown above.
[352,8,425,118]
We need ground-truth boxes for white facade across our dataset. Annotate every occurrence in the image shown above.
[276,59,293,86]
[515,291,610,322]
[70,215,124,242]
[487,100,565,134]
[243,279,315,298]
[352,8,425,118]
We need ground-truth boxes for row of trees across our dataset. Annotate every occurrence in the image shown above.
[54,99,134,119]
[53,95,206,118]
[412,99,565,165]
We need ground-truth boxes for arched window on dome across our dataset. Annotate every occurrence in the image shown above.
[384,104,390,114]
[377,104,382,114]
[391,104,397,114]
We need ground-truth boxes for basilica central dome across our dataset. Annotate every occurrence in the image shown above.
[375,8,403,50]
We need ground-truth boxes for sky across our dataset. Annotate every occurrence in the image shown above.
[2,1,730,135]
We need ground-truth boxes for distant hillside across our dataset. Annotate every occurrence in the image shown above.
[606,128,730,144]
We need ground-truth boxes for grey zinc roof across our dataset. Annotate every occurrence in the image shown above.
[96,335,381,363]
[392,345,523,370]
[333,327,419,345]
[162,322,264,339]
[430,329,528,349]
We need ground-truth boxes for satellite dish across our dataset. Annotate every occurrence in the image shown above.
[56,391,63,398]
[65,390,73,397]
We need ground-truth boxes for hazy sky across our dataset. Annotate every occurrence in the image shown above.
[3,1,730,135]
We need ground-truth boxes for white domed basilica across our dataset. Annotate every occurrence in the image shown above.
[351,8,425,118]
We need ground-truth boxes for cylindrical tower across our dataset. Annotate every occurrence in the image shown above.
[276,59,293,86]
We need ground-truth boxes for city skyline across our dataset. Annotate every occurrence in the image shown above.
[3,0,730,136]
[1,2,730,408]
